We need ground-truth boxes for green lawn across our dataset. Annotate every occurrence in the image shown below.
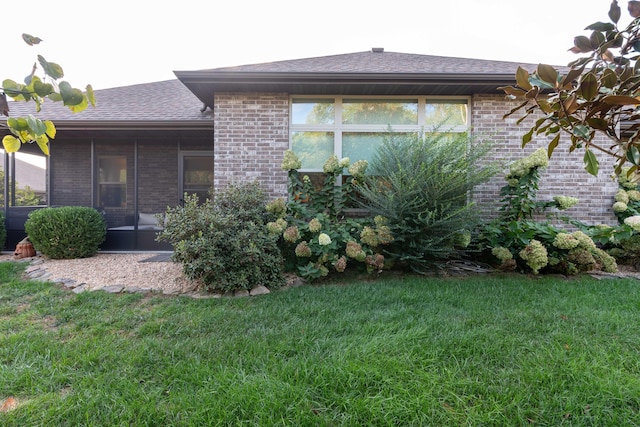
[1,262,640,426]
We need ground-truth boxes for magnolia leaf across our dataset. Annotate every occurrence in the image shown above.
[34,135,50,156]
[590,31,605,49]
[536,99,553,113]
[37,55,64,80]
[587,117,609,130]
[573,35,593,53]
[563,95,579,114]
[601,68,617,88]
[2,135,21,153]
[21,33,43,46]
[608,1,621,23]
[627,146,640,165]
[44,120,56,139]
[529,75,554,90]
[86,84,96,107]
[516,67,533,91]
[501,86,527,97]
[548,134,561,158]
[584,149,599,176]
[58,81,84,106]
[522,129,534,147]
[537,64,558,86]
[586,22,616,31]
[573,124,591,139]
[579,73,598,101]
[560,66,585,88]
[602,95,640,105]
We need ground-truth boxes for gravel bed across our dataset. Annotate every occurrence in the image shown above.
[3,252,196,295]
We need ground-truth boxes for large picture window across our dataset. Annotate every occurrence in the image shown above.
[98,156,126,208]
[290,96,469,171]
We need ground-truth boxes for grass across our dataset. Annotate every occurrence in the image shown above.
[1,262,640,426]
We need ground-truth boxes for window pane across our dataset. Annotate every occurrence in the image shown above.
[99,157,126,208]
[292,99,335,124]
[342,99,418,125]
[292,131,334,170]
[344,132,418,167]
[342,132,387,166]
[425,100,468,126]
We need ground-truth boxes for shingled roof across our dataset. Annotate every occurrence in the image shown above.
[175,49,549,107]
[1,79,212,131]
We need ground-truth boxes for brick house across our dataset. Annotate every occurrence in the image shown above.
[0,49,618,250]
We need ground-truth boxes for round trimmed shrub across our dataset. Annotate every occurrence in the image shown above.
[25,206,106,259]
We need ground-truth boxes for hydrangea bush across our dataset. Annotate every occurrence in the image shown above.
[482,148,617,275]
[270,150,393,280]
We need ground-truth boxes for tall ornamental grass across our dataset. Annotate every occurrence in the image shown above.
[356,131,498,273]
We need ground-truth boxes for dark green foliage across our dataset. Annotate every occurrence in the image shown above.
[158,181,284,292]
[24,206,106,259]
[356,131,498,272]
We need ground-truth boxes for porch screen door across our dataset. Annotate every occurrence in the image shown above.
[179,152,213,203]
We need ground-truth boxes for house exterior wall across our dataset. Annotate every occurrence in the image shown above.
[471,94,618,225]
[211,92,618,225]
[213,93,289,199]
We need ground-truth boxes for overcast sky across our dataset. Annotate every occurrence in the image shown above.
[1,0,628,90]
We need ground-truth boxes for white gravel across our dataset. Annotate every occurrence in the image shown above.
[5,252,197,294]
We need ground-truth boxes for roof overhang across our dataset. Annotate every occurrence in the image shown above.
[174,71,517,106]
[0,119,214,140]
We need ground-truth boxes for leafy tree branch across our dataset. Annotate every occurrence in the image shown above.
[0,34,95,155]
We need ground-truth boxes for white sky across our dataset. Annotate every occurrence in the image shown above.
[0,0,630,90]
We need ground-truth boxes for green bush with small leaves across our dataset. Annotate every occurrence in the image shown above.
[25,206,106,259]
[158,181,284,293]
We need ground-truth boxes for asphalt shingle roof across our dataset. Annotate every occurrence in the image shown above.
[175,50,557,104]
[199,50,546,75]
[2,79,212,124]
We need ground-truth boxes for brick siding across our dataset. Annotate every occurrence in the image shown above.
[213,93,289,199]
[471,94,618,225]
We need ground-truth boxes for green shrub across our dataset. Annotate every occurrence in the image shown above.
[25,206,106,259]
[158,181,284,293]
[274,152,392,280]
[355,131,498,273]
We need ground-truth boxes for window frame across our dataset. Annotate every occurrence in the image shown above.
[290,95,470,172]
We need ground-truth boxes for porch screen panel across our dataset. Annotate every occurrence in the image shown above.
[183,156,213,203]
[98,157,127,208]
[5,151,48,207]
